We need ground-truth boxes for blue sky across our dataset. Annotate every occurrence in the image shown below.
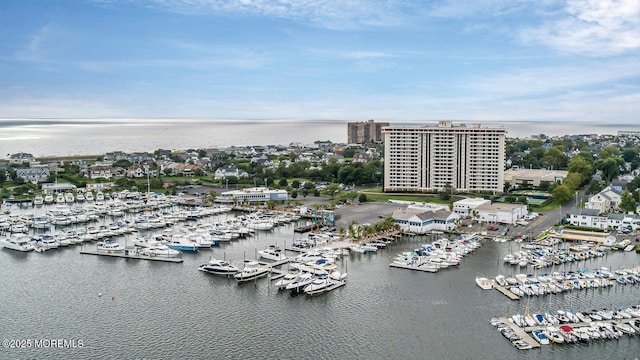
[1,0,639,122]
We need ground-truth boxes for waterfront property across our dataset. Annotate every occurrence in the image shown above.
[382,121,506,193]
[214,187,288,204]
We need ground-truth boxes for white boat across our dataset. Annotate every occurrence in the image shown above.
[85,192,95,202]
[234,261,269,282]
[139,246,180,258]
[96,191,105,202]
[55,193,66,204]
[76,192,86,202]
[0,234,35,252]
[33,195,44,206]
[199,259,240,275]
[38,234,60,250]
[303,275,333,295]
[44,193,54,204]
[273,271,299,289]
[532,330,549,345]
[65,192,75,203]
[258,245,287,261]
[285,272,314,291]
[476,276,493,290]
[96,239,125,253]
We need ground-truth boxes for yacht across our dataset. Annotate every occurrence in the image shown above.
[166,234,199,252]
[258,245,287,261]
[33,195,44,206]
[76,192,86,202]
[273,271,299,289]
[139,246,180,258]
[55,193,66,204]
[234,261,269,282]
[96,191,105,202]
[476,276,493,290]
[97,239,125,253]
[198,259,240,275]
[1,234,35,252]
[303,275,332,295]
[65,192,75,203]
[38,234,60,250]
[85,192,95,202]
[285,272,314,291]
[43,193,54,204]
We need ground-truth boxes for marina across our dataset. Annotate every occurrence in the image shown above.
[0,199,639,359]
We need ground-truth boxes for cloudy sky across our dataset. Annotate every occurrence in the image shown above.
[1,0,639,122]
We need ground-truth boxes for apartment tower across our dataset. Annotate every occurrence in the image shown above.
[383,121,505,193]
[347,119,390,144]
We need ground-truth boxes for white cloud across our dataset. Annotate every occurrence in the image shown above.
[520,0,640,56]
[12,25,52,63]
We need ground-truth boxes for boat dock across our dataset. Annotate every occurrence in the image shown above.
[498,317,541,349]
[492,282,520,300]
[79,248,184,263]
[389,262,438,272]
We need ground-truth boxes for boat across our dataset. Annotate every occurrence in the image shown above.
[139,246,181,258]
[43,193,54,204]
[96,239,125,253]
[76,192,86,202]
[273,271,299,289]
[85,192,95,202]
[198,259,240,275]
[303,274,333,295]
[531,330,549,345]
[285,272,314,291]
[96,191,105,202]
[65,192,75,203]
[234,261,269,282]
[37,234,60,250]
[476,276,493,290]
[33,195,44,206]
[0,234,35,252]
[55,193,65,204]
[166,234,199,252]
[258,245,287,261]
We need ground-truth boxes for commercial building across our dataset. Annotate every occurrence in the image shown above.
[214,187,288,204]
[383,121,506,193]
[503,168,567,189]
[347,119,389,144]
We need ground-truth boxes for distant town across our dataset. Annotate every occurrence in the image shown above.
[2,121,640,236]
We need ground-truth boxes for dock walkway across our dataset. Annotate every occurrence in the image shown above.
[492,282,520,300]
[80,249,184,263]
[498,317,541,349]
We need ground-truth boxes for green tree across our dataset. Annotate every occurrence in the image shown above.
[290,189,298,199]
[619,189,637,214]
[324,184,341,199]
[358,193,368,203]
[278,178,288,187]
[0,169,6,184]
[552,184,573,204]
[595,157,625,182]
[567,155,594,185]
[291,179,300,189]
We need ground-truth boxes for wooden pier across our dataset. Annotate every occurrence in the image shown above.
[79,249,184,263]
[492,282,520,300]
[498,317,541,349]
[389,262,438,272]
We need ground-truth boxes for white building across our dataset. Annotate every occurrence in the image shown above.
[391,207,459,234]
[383,121,505,193]
[584,185,623,213]
[474,203,527,224]
[214,187,288,204]
[214,164,248,179]
[453,198,491,217]
[568,209,640,230]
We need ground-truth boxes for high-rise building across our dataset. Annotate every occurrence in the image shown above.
[347,120,390,144]
[383,121,505,193]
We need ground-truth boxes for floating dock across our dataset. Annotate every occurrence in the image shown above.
[498,317,541,349]
[492,282,520,300]
[389,263,438,272]
[79,248,183,263]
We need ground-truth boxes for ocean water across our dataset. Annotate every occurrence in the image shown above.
[0,206,639,359]
[1,118,640,157]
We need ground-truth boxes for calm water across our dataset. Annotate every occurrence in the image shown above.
[1,207,639,359]
[2,118,640,157]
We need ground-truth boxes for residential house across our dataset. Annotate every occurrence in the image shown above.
[88,165,118,180]
[8,152,35,164]
[584,185,623,213]
[16,166,50,183]
[214,165,248,179]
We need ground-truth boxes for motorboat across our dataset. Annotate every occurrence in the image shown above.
[38,234,60,250]
[234,261,269,282]
[476,276,493,290]
[285,272,314,291]
[85,192,95,202]
[33,195,44,206]
[273,271,299,289]
[96,239,125,253]
[0,234,35,252]
[65,192,75,203]
[258,245,287,261]
[199,259,240,275]
[166,234,198,252]
[303,275,333,295]
[532,330,549,345]
[44,193,54,204]
[139,246,181,258]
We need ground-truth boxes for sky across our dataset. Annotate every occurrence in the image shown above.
[0,0,639,123]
